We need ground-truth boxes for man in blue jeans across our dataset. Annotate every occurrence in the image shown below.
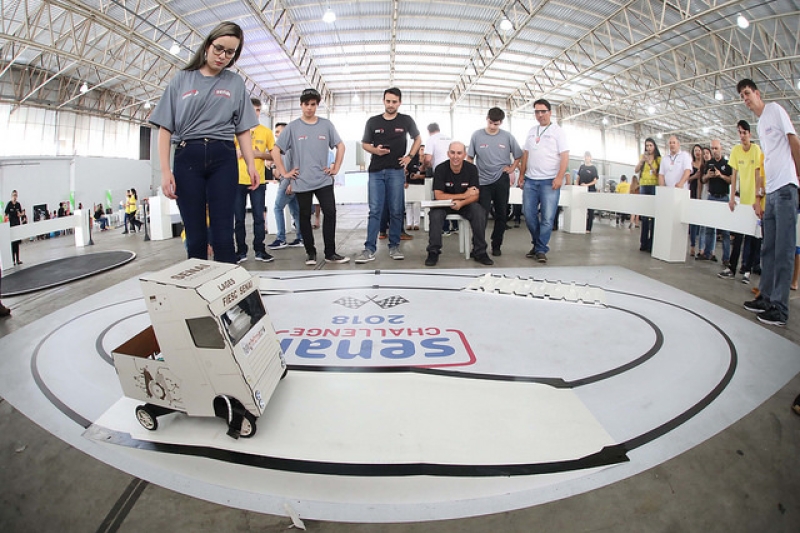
[738,78,800,326]
[518,99,570,264]
[701,139,733,264]
[355,87,421,263]
[268,122,303,250]
[234,98,274,263]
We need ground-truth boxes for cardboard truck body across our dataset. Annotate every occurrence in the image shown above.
[112,259,286,437]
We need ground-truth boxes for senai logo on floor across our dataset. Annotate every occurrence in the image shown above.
[275,293,476,367]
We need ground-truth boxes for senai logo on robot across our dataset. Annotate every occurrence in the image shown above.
[275,295,476,367]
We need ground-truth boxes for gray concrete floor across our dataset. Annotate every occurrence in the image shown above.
[1,207,799,532]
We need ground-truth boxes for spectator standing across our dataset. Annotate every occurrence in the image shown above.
[518,99,570,263]
[150,21,260,264]
[234,97,275,263]
[739,78,800,326]
[720,120,764,281]
[4,190,23,265]
[269,122,303,250]
[356,87,421,263]
[467,107,522,256]
[271,88,349,265]
[576,151,599,232]
[634,138,661,252]
[699,140,733,263]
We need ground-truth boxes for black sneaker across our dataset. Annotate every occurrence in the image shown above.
[535,252,547,263]
[525,248,536,259]
[491,247,501,257]
[255,251,274,262]
[236,253,247,263]
[425,252,438,266]
[756,307,786,326]
[305,252,317,266]
[325,253,350,264]
[287,238,304,247]
[474,253,494,266]
[743,297,769,313]
[717,268,735,279]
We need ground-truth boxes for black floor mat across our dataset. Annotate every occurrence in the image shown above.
[1,251,136,297]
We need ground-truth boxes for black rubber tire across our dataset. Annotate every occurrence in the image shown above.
[135,404,158,431]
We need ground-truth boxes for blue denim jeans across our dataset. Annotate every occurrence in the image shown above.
[173,139,238,263]
[234,182,266,255]
[522,178,560,254]
[759,184,798,320]
[274,179,300,242]
[704,194,731,260]
[639,185,656,251]
[365,168,406,251]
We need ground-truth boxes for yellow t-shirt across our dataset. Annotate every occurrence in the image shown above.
[616,181,630,194]
[639,156,661,186]
[235,124,275,185]
[729,143,763,206]
[125,195,137,214]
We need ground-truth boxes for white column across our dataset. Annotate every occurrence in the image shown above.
[651,186,689,262]
[561,185,587,234]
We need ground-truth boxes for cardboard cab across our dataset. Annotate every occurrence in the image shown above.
[112,259,286,439]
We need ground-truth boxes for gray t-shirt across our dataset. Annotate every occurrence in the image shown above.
[275,117,342,193]
[149,69,258,143]
[467,129,523,185]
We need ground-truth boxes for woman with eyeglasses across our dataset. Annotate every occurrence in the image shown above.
[150,21,260,263]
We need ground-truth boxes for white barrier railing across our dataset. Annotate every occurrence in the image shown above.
[0,210,91,271]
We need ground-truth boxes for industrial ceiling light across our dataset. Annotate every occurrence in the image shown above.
[736,14,750,29]
[647,105,656,115]
[352,93,360,103]
[79,82,89,94]
[656,132,663,139]
[323,8,336,24]
[602,117,609,125]
[714,90,724,101]
[169,42,181,55]
[500,18,513,32]
[144,101,152,110]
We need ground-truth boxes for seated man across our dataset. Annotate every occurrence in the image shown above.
[425,141,493,266]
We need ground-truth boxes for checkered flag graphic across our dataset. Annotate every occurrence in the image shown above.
[373,295,409,309]
[333,296,369,309]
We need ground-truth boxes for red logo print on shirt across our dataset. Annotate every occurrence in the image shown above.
[214,89,231,98]
[181,90,199,100]
[318,135,327,141]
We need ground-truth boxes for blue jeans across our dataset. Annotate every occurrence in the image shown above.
[274,179,300,242]
[234,182,266,255]
[704,194,730,260]
[522,178,560,254]
[639,185,656,251]
[365,168,406,251]
[759,184,798,320]
[173,139,238,263]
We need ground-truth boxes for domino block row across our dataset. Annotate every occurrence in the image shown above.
[464,273,606,306]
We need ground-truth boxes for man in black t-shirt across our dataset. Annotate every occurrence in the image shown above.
[701,139,733,263]
[356,87,421,263]
[425,141,493,266]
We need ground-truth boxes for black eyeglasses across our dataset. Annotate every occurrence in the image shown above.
[210,43,237,58]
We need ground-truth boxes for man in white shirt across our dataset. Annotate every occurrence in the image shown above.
[518,99,569,264]
[738,78,800,326]
[657,135,692,189]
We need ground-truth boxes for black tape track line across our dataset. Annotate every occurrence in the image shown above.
[96,478,149,533]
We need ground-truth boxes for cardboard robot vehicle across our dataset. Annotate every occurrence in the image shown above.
[112,259,287,439]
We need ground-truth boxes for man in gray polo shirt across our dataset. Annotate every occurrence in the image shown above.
[467,107,522,256]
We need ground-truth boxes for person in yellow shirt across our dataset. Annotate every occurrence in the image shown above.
[721,120,764,282]
[123,189,142,234]
[634,138,661,252]
[234,98,275,262]
[614,175,630,226]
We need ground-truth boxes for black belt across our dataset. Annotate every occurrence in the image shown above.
[177,138,232,147]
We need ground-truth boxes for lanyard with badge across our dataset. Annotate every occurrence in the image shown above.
[532,124,550,150]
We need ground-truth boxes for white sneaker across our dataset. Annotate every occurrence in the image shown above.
[354,249,376,264]
[389,246,404,260]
